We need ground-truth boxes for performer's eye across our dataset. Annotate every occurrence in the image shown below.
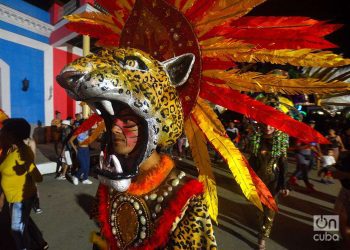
[123,56,148,71]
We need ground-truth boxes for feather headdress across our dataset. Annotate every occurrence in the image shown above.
[64,0,350,222]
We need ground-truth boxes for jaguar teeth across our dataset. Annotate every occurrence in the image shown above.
[99,151,104,170]
[90,105,102,115]
[111,155,123,174]
[100,100,114,115]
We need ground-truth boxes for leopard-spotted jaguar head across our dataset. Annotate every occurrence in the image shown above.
[57,48,194,190]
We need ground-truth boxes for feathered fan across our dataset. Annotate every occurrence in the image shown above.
[63,0,350,222]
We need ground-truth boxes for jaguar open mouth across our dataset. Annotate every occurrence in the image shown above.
[89,100,149,185]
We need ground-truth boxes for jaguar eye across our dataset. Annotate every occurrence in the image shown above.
[123,56,148,71]
[125,59,139,69]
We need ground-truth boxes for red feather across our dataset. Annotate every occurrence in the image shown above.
[202,57,237,71]
[200,83,329,144]
[73,114,103,136]
[185,0,215,23]
[200,17,341,49]
[246,161,278,211]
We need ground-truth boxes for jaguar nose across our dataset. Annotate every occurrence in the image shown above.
[56,71,84,90]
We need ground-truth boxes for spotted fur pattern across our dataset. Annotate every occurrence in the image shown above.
[169,196,217,249]
[62,48,184,148]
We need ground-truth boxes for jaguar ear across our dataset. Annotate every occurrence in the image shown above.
[161,53,195,87]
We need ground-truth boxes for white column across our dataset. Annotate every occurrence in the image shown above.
[0,59,11,116]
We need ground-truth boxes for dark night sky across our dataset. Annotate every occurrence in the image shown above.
[25,0,350,57]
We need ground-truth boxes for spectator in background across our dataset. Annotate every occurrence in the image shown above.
[73,113,83,129]
[226,121,239,145]
[69,129,93,185]
[318,148,336,184]
[56,120,74,180]
[326,128,345,161]
[0,118,45,250]
[308,120,322,170]
[289,140,316,191]
[51,111,62,155]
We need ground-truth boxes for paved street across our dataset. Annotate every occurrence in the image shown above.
[2,144,343,250]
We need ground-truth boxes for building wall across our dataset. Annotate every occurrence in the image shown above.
[0,1,86,124]
[0,0,49,22]
[0,38,45,124]
[53,47,81,119]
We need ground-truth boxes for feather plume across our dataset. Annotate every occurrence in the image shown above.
[203,69,350,94]
[180,0,197,13]
[246,164,278,211]
[184,116,218,223]
[65,12,121,34]
[65,22,120,45]
[200,37,253,50]
[200,83,330,144]
[200,17,340,49]
[194,0,265,37]
[185,0,216,23]
[204,48,350,67]
[191,99,263,211]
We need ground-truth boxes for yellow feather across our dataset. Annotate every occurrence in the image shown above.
[192,98,263,211]
[65,12,121,34]
[184,116,218,223]
[194,0,265,37]
[118,0,133,11]
[181,0,197,13]
[203,70,350,94]
[200,37,253,51]
[212,48,350,67]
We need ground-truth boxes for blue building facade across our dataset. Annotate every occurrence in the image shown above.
[0,0,52,124]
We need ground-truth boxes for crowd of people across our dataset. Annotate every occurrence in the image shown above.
[1,113,349,249]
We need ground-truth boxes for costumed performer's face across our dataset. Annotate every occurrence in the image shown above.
[111,107,140,156]
[265,125,276,135]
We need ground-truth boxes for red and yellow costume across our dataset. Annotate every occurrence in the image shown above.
[57,0,350,249]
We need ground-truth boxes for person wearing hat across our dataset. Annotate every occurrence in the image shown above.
[56,119,73,180]
[0,118,44,249]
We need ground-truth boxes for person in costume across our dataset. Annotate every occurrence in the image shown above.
[248,97,290,249]
[57,0,350,249]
